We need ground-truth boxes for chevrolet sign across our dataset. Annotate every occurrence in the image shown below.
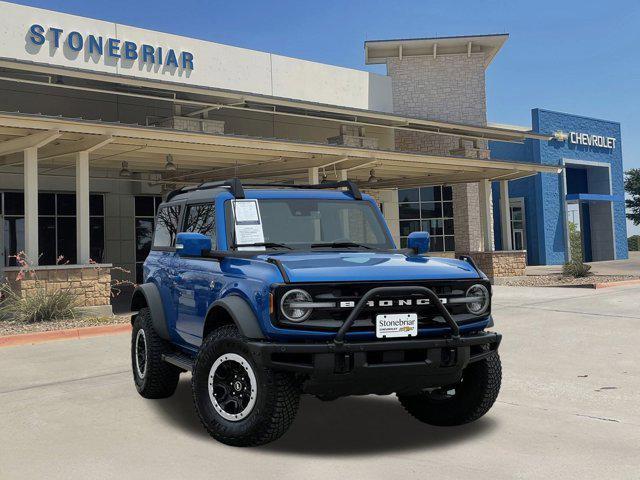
[569,131,616,149]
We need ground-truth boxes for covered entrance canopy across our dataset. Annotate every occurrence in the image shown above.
[0,112,559,188]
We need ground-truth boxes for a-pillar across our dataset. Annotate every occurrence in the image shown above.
[478,179,494,252]
[23,147,39,264]
[76,151,90,264]
[499,180,513,250]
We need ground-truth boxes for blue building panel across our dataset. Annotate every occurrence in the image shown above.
[490,108,628,265]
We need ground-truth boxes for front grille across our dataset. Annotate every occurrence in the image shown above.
[274,280,490,332]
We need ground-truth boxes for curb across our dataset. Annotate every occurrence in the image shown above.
[592,279,640,289]
[0,323,132,348]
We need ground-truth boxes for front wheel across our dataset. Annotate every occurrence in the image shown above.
[192,325,300,447]
[398,351,502,426]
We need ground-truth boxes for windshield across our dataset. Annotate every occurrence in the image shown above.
[228,198,393,250]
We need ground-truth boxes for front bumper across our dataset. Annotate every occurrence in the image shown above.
[247,331,501,397]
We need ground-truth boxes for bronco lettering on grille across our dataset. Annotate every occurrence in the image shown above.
[338,298,447,308]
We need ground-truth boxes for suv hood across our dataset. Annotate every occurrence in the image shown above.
[262,252,481,283]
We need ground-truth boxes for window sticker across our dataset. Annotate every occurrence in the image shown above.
[234,200,260,223]
[232,200,265,250]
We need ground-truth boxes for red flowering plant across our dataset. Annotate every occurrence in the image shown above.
[0,252,78,323]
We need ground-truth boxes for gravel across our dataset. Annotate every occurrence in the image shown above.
[0,315,130,336]
[499,275,640,287]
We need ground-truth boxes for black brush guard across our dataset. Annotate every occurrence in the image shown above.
[332,285,460,345]
[247,285,500,396]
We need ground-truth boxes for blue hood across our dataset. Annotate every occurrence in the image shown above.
[262,252,480,283]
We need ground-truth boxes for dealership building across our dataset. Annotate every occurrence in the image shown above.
[0,1,627,311]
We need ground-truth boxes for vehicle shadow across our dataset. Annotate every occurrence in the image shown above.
[150,377,209,440]
[151,377,498,455]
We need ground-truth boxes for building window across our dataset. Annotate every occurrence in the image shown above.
[398,186,455,252]
[134,196,162,284]
[1,192,104,266]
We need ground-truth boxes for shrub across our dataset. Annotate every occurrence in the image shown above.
[629,235,640,252]
[568,221,583,261]
[0,284,79,323]
[562,260,592,278]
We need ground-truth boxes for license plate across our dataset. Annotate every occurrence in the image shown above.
[375,313,418,339]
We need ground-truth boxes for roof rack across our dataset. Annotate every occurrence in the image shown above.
[166,179,245,202]
[165,178,362,202]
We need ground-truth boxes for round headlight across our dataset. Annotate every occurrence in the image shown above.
[466,284,490,315]
[280,289,313,322]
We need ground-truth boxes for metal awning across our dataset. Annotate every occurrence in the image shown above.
[566,194,623,202]
[0,111,561,188]
[0,58,550,144]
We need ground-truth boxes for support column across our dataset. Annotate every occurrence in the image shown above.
[452,183,482,252]
[500,180,513,251]
[23,147,39,265]
[478,179,494,252]
[338,169,348,181]
[308,167,319,184]
[76,151,90,264]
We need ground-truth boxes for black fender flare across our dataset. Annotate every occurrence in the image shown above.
[130,283,170,340]
[206,296,265,340]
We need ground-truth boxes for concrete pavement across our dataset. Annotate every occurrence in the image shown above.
[1,285,639,479]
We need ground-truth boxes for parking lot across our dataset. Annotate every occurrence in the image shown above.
[1,285,639,479]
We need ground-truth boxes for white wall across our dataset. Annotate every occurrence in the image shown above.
[0,1,393,112]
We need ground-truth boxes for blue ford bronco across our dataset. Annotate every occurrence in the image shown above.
[130,179,501,447]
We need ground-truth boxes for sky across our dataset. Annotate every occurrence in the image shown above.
[8,0,640,235]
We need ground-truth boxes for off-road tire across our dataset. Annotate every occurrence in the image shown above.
[398,351,501,426]
[131,307,180,399]
[192,325,300,447]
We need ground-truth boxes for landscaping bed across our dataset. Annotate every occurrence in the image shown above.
[500,274,640,288]
[0,314,130,336]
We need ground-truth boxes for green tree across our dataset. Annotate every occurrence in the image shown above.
[629,235,640,252]
[625,169,640,225]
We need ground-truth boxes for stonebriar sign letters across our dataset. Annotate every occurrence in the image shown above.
[27,24,195,70]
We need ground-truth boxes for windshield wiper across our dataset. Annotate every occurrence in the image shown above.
[310,241,373,250]
[235,242,293,250]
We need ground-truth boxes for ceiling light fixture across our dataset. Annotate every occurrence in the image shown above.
[165,154,177,171]
[119,161,132,178]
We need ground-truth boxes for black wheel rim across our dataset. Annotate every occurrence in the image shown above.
[208,353,257,421]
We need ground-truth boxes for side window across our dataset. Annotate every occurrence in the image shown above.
[183,203,216,248]
[153,205,181,247]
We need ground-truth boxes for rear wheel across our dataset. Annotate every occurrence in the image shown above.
[192,325,300,447]
[131,308,180,399]
[398,351,501,426]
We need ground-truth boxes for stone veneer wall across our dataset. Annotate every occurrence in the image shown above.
[4,264,112,307]
[387,53,490,252]
[458,251,527,279]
